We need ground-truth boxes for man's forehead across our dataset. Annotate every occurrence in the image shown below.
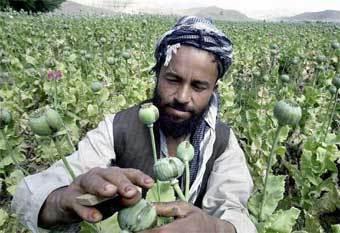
[160,46,218,83]
[167,45,217,67]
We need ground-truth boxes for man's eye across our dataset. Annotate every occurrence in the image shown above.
[193,85,207,92]
[166,78,179,83]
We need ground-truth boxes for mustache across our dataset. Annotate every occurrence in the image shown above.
[167,101,195,113]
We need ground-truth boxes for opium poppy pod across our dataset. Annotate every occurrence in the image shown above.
[280,74,290,83]
[329,85,337,95]
[153,157,184,182]
[138,103,159,126]
[91,81,103,93]
[273,100,302,126]
[118,199,157,233]
[28,115,53,136]
[45,108,63,131]
[176,141,194,162]
[331,76,340,89]
[0,108,11,127]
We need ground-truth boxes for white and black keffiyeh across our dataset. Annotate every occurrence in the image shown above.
[153,16,233,79]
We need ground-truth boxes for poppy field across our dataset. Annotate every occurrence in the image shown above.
[0,10,339,233]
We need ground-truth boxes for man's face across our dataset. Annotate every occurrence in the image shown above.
[153,45,218,138]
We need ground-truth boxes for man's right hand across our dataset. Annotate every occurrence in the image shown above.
[38,167,154,228]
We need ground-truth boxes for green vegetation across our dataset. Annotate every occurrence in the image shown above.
[0,11,339,233]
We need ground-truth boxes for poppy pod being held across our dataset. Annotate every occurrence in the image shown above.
[153,157,184,182]
[118,199,157,233]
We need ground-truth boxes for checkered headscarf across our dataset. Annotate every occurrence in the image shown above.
[152,16,233,79]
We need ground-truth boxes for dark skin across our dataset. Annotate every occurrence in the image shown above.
[142,201,236,233]
[38,46,235,233]
[38,167,154,227]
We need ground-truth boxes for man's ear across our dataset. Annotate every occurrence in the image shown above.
[214,80,219,90]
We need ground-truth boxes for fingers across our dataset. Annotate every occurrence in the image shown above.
[76,167,154,199]
[76,170,118,197]
[101,167,154,198]
[152,201,193,218]
[119,189,142,207]
[72,203,103,223]
[123,168,155,188]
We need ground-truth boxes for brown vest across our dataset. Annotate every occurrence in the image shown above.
[112,104,230,207]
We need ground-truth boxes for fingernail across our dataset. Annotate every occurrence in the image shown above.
[91,211,101,221]
[104,184,116,192]
[124,185,136,196]
[144,177,153,184]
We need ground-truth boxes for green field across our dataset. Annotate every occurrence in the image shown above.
[0,11,339,233]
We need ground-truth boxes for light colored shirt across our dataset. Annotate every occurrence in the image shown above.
[12,94,257,233]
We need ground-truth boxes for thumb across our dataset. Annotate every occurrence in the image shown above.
[152,201,192,218]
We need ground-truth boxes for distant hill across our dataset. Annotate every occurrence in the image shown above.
[277,10,340,22]
[53,1,115,15]
[180,6,253,22]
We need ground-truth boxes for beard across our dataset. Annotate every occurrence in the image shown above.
[152,88,206,139]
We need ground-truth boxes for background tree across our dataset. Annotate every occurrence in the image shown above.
[0,0,66,13]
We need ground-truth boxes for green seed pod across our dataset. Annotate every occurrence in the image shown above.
[331,41,340,50]
[91,81,103,92]
[262,75,269,82]
[138,103,159,125]
[0,109,11,127]
[270,49,278,56]
[85,54,91,60]
[45,108,63,131]
[79,50,86,56]
[118,199,157,233]
[329,85,337,95]
[153,157,184,182]
[316,55,326,64]
[253,71,261,78]
[270,44,279,50]
[292,57,299,65]
[280,74,290,83]
[176,141,194,162]
[273,100,302,126]
[331,76,340,89]
[122,51,131,60]
[107,57,114,65]
[99,37,106,44]
[28,115,53,136]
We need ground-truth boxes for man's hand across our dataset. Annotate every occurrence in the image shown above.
[38,167,154,228]
[141,201,236,233]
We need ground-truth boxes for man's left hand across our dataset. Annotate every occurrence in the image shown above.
[141,201,236,233]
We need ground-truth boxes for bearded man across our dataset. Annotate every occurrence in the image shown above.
[12,16,257,233]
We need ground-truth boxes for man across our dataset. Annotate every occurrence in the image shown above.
[12,16,256,233]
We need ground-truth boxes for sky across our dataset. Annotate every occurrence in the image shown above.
[142,0,340,18]
[73,0,340,19]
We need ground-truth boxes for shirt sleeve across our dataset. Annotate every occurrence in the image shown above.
[202,129,257,233]
[11,114,116,233]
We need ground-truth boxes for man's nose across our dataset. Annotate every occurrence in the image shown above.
[175,86,191,105]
